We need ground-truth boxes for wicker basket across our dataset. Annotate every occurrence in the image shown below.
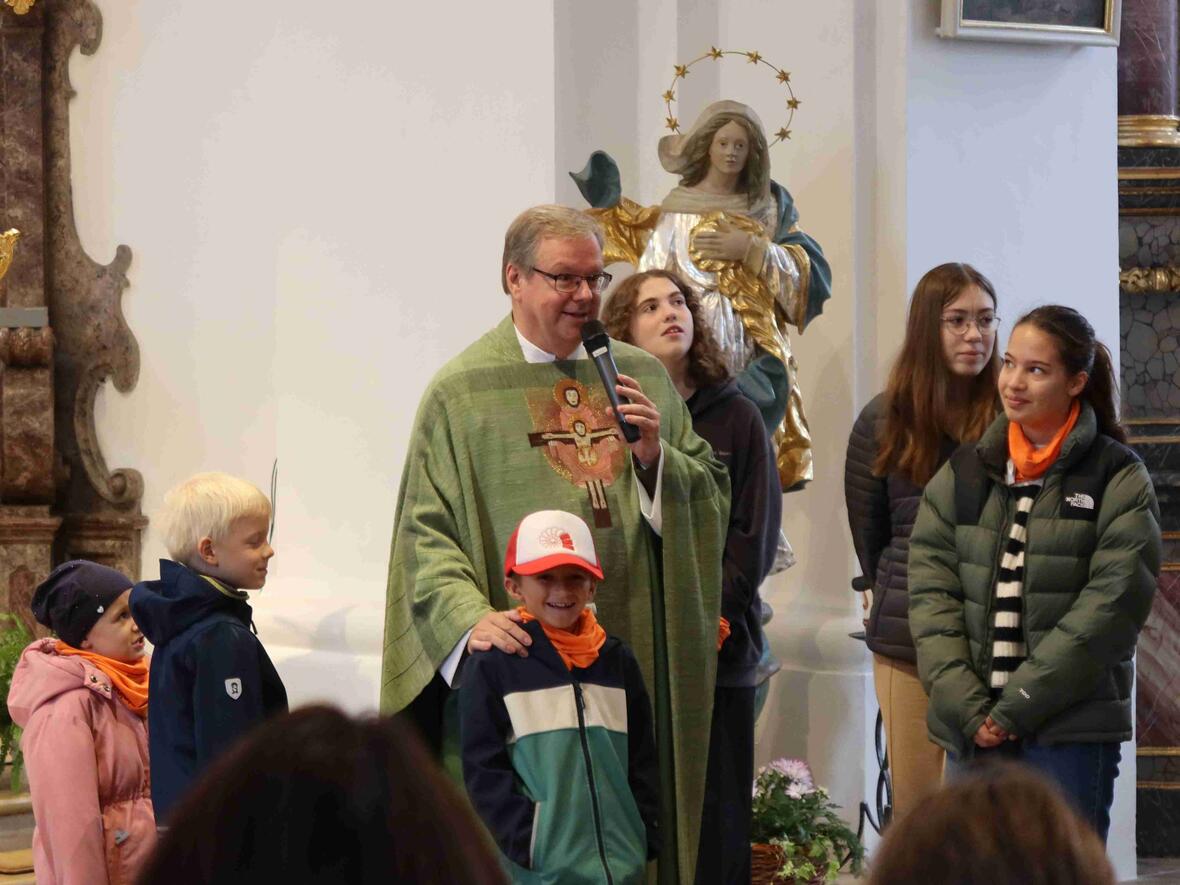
[751,842,825,885]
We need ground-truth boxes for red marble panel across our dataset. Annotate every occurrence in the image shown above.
[1138,570,1180,746]
[0,12,46,307]
[1117,0,1179,117]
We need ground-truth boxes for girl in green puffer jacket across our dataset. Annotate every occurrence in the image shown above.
[909,305,1161,843]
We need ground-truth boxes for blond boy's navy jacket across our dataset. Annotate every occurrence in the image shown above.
[129,560,288,823]
[459,619,660,884]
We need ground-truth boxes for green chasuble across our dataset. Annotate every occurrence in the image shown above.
[382,314,729,883]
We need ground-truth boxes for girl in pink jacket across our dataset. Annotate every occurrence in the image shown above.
[7,560,155,885]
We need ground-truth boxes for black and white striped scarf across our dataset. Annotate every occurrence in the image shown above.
[989,469,1042,691]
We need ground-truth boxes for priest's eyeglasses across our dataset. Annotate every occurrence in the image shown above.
[942,312,1000,336]
[531,267,614,295]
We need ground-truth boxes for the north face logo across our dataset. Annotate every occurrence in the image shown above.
[1065,492,1095,510]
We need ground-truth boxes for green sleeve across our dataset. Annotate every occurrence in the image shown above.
[381,384,495,714]
[990,461,1161,736]
[908,463,993,746]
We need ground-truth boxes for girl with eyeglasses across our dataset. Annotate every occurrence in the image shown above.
[844,262,1001,820]
[908,305,1160,841]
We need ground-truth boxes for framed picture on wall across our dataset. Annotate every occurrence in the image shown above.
[938,0,1121,46]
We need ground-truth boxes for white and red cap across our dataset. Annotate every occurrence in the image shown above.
[504,510,604,580]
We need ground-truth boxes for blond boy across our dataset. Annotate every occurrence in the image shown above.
[129,472,288,823]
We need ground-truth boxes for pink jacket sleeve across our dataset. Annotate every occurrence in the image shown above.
[23,692,110,885]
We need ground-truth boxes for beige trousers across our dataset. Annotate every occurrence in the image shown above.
[872,652,946,821]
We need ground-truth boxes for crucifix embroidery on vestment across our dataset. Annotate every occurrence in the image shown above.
[526,378,626,527]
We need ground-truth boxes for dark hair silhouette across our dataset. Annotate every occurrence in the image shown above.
[875,262,1001,485]
[868,762,1115,885]
[137,705,507,885]
[1012,305,1125,443]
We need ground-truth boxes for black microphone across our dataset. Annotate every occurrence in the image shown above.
[581,320,641,443]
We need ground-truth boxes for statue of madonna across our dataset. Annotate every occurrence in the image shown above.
[573,99,831,492]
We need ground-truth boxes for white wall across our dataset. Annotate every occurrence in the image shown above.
[74,0,558,711]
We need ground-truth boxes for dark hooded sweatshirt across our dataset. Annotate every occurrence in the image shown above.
[129,560,287,822]
[687,380,781,687]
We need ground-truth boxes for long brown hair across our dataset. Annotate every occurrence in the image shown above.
[1012,305,1126,444]
[677,112,769,206]
[868,762,1115,885]
[874,262,1000,485]
[602,269,730,388]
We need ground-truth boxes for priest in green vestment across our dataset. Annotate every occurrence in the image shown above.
[382,205,730,883]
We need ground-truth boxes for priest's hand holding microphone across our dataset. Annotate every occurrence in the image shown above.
[581,319,662,472]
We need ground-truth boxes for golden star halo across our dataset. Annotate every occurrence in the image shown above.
[662,47,801,147]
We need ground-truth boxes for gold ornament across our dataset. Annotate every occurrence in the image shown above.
[662,48,801,147]
[0,229,20,284]
[4,0,36,13]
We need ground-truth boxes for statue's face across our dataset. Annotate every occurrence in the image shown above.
[708,120,750,177]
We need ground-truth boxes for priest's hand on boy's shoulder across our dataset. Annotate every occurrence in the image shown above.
[613,373,662,468]
[467,609,532,657]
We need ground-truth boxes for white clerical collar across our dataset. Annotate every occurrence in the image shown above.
[514,324,587,363]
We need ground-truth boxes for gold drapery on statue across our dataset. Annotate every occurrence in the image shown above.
[688,212,813,488]
[588,203,814,489]
[588,198,661,267]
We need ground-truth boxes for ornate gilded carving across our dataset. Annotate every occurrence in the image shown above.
[2,0,36,15]
[0,230,18,282]
[1120,266,1180,293]
[1118,115,1180,148]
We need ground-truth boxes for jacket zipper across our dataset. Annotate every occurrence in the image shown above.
[573,680,615,885]
[980,483,1010,678]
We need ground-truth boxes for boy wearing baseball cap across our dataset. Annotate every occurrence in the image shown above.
[459,510,660,884]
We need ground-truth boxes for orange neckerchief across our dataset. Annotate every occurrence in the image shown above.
[718,617,731,650]
[55,641,149,718]
[517,606,607,670]
[1008,399,1081,482]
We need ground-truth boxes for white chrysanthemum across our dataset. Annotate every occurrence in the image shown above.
[782,758,814,786]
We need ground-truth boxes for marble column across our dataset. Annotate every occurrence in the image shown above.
[1117,0,1180,146]
[1118,169,1180,856]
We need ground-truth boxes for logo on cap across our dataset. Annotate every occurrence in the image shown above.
[539,527,575,551]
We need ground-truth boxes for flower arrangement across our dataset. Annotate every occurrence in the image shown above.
[750,758,864,884]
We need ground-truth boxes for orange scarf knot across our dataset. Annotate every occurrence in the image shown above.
[516,606,607,670]
[1008,399,1081,482]
[55,641,149,718]
[718,617,731,650]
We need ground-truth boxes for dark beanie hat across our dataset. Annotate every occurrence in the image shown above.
[31,560,133,648]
